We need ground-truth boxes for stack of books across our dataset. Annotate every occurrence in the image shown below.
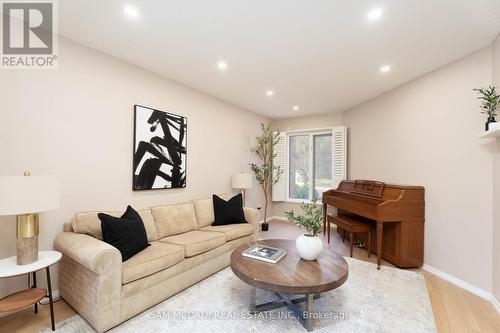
[242,244,287,263]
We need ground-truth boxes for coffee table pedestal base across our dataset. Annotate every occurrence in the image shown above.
[249,287,320,331]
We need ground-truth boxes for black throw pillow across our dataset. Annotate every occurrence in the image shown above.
[212,194,246,226]
[98,206,150,262]
[122,204,143,223]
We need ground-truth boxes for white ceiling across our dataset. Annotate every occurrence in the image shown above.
[58,0,500,119]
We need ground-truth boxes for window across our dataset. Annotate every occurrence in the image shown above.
[313,134,333,199]
[287,131,332,201]
[288,134,311,200]
[272,126,346,203]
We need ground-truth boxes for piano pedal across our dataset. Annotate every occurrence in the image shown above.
[353,240,367,249]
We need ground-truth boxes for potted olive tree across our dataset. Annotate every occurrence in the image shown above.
[250,123,283,231]
[474,85,499,131]
[285,200,324,260]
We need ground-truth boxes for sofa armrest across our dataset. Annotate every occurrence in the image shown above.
[54,232,121,275]
[243,207,259,232]
[54,232,122,332]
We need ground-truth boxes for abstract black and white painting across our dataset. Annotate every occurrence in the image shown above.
[133,105,187,190]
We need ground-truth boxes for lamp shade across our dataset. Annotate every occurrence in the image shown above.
[0,175,60,216]
[232,173,252,189]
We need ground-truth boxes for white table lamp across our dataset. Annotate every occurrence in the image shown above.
[0,172,60,265]
[232,173,252,205]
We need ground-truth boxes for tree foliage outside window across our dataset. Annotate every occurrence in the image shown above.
[289,135,309,200]
[288,132,332,201]
[313,134,332,200]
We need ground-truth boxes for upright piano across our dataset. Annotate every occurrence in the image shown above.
[322,180,425,269]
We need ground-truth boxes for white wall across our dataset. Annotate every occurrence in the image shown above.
[0,37,268,296]
[342,47,494,292]
[492,33,500,302]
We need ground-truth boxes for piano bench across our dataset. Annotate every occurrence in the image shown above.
[329,214,372,258]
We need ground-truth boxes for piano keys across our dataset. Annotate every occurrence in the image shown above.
[322,180,425,269]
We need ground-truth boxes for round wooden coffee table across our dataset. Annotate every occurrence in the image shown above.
[230,239,348,331]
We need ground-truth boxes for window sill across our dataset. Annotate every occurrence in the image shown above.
[278,199,322,204]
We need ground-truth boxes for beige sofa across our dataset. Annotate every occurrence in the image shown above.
[54,196,259,332]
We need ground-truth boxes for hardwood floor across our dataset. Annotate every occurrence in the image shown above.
[0,299,75,333]
[0,219,498,332]
[424,272,500,333]
[263,220,500,333]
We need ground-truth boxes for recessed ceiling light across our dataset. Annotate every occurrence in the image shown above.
[292,106,300,111]
[367,8,383,21]
[217,61,228,71]
[266,90,274,97]
[379,65,391,73]
[124,5,139,18]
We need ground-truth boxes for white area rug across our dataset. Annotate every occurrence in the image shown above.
[41,257,436,333]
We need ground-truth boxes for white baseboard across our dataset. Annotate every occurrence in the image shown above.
[258,216,288,224]
[423,264,499,313]
[422,264,491,299]
[39,288,60,304]
[269,215,288,221]
[0,289,60,318]
[492,295,500,314]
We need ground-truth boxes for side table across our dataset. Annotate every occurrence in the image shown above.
[0,251,62,331]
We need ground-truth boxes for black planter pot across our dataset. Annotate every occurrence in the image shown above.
[261,222,269,232]
[486,116,496,131]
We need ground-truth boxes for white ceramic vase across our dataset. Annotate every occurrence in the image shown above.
[295,234,323,260]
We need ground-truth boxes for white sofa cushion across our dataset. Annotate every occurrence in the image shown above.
[71,209,158,242]
[122,242,184,284]
[200,223,255,241]
[159,230,226,257]
[192,198,214,229]
[151,202,198,238]
[72,211,120,240]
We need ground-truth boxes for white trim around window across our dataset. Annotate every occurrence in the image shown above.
[272,126,347,203]
[285,129,332,203]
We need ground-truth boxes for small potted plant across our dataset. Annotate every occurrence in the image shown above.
[474,85,499,131]
[285,200,323,260]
